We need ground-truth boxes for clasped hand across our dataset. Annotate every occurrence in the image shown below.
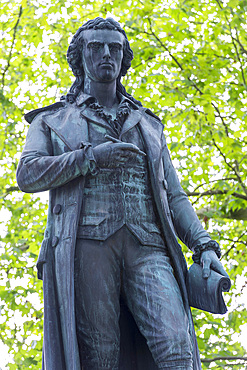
[200,250,229,279]
[93,140,145,167]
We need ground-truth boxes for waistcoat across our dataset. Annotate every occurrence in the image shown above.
[77,110,164,247]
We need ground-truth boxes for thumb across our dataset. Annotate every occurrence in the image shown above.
[202,258,211,279]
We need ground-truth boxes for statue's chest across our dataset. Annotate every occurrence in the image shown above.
[87,119,145,152]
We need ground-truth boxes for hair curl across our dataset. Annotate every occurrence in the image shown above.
[64,17,141,106]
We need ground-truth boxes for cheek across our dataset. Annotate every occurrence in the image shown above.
[84,52,99,76]
[118,55,123,72]
[115,52,123,69]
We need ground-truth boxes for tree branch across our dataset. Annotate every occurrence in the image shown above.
[186,189,247,201]
[196,207,247,221]
[146,18,203,94]
[232,34,247,55]
[210,102,229,136]
[201,356,247,363]
[133,55,157,69]
[215,0,247,87]
[195,51,233,60]
[192,178,238,192]
[232,28,247,87]
[210,134,247,195]
[221,230,247,258]
[0,186,20,198]
[144,18,230,136]
[222,237,247,246]
[6,186,19,192]
[1,6,23,89]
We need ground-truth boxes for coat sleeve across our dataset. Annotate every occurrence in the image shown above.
[161,134,211,251]
[16,113,93,193]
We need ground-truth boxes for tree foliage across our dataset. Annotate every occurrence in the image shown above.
[0,0,246,368]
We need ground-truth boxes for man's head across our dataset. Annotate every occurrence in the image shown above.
[67,17,133,82]
[65,17,141,106]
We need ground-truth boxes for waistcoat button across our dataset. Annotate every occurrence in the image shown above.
[52,236,59,248]
[53,204,62,214]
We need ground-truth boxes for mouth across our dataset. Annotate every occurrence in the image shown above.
[100,62,114,68]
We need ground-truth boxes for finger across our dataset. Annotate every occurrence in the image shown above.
[115,143,142,153]
[202,258,211,279]
[137,149,146,156]
[211,260,229,278]
[120,147,146,157]
[104,136,146,156]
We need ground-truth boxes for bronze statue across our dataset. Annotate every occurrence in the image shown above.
[17,17,228,370]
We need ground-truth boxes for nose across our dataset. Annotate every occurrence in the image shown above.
[103,44,110,59]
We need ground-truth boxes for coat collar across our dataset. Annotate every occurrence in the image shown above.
[77,91,143,137]
[75,91,139,110]
[76,92,96,107]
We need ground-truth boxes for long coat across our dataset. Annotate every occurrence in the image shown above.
[17,92,211,370]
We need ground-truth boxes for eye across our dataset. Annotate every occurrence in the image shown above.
[109,44,122,52]
[88,42,103,51]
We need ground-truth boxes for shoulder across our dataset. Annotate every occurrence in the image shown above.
[140,106,164,128]
[24,101,67,124]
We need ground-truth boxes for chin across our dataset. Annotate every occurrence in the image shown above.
[98,70,117,82]
[102,76,115,82]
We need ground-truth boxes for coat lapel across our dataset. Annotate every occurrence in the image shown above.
[119,110,142,139]
[43,104,89,151]
[80,106,111,129]
[138,112,163,176]
[42,92,97,151]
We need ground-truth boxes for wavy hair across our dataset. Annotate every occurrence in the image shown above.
[64,17,141,106]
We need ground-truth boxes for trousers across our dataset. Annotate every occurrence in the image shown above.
[74,226,193,370]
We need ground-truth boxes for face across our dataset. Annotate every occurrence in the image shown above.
[81,29,125,82]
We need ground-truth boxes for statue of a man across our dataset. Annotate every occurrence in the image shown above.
[17,17,227,370]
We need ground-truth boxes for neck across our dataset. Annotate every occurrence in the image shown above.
[84,76,118,108]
